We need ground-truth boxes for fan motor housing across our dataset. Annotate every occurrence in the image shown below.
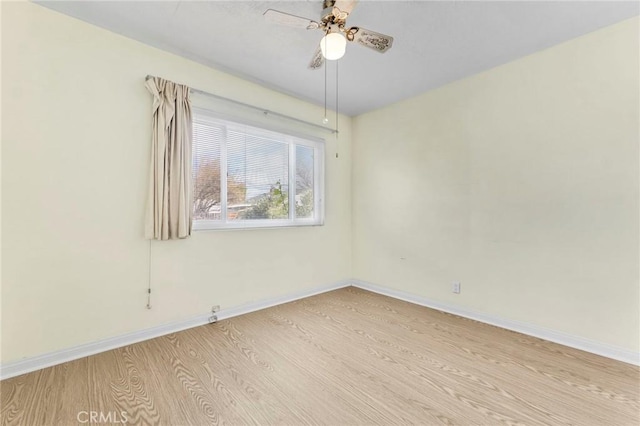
[322,0,336,10]
[321,0,337,23]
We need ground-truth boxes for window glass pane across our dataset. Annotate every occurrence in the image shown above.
[192,120,223,220]
[191,109,324,230]
[295,145,314,219]
[227,129,289,221]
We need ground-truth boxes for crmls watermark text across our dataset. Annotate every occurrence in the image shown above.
[77,411,128,424]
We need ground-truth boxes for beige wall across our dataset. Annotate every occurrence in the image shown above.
[2,2,638,365]
[1,2,351,363]
[352,18,639,352]
[0,0,4,361]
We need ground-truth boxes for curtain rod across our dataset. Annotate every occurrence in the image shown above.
[145,75,337,134]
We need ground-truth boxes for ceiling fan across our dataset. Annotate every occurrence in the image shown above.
[264,0,394,70]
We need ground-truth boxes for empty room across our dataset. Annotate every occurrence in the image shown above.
[1,0,639,425]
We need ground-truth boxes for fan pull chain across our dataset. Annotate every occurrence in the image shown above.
[323,54,328,124]
[335,59,339,158]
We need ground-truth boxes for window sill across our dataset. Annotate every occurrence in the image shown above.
[193,219,324,231]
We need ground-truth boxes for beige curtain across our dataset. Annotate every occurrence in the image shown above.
[144,77,192,240]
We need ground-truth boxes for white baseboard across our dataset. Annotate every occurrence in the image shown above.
[0,280,351,380]
[3,278,637,380]
[351,279,640,366]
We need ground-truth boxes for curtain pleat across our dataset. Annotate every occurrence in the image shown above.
[145,77,192,240]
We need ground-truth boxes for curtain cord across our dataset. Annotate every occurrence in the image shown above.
[147,240,152,309]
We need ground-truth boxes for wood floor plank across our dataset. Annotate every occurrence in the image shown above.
[1,287,638,425]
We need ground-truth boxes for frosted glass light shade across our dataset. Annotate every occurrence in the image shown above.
[320,33,346,60]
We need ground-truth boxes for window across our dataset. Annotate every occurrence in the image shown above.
[192,109,324,230]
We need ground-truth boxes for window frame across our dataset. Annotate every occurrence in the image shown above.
[191,108,325,231]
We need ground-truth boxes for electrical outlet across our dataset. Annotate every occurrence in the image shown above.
[209,305,220,324]
[452,282,461,294]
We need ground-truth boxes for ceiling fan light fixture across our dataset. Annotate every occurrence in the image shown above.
[320,32,346,60]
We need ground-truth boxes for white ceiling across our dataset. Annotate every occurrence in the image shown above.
[36,1,639,116]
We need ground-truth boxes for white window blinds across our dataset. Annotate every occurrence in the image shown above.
[192,109,324,229]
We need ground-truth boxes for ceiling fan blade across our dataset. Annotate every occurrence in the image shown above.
[332,0,358,21]
[347,27,394,53]
[308,45,324,70]
[264,9,319,30]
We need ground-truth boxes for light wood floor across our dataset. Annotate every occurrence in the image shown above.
[1,287,638,425]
